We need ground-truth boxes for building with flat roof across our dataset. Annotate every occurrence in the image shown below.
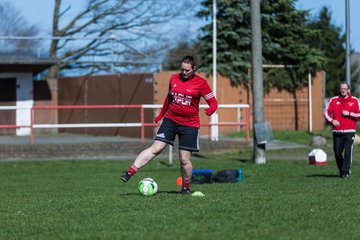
[0,57,55,135]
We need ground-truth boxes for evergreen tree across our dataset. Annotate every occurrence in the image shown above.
[196,0,325,90]
[197,0,253,86]
[262,0,326,129]
[262,0,325,89]
[307,6,358,97]
[197,0,325,130]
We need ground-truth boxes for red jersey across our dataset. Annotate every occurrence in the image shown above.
[324,93,360,132]
[164,73,216,128]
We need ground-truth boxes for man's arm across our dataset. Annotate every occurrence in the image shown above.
[347,97,360,120]
[204,93,218,116]
[324,98,339,126]
[154,93,171,123]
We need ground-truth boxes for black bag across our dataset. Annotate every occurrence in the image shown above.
[212,169,239,183]
[192,169,213,184]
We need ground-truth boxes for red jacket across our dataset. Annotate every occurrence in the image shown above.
[324,93,360,132]
[155,73,218,128]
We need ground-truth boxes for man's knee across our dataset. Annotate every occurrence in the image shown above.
[149,141,167,155]
[179,151,191,164]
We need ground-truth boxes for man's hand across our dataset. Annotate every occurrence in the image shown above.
[342,110,350,116]
[154,115,162,124]
[332,119,340,126]
[205,108,212,116]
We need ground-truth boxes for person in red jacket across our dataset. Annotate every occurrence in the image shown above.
[324,82,360,178]
[120,55,218,193]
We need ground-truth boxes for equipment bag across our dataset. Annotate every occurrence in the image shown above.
[212,169,240,183]
[192,169,213,184]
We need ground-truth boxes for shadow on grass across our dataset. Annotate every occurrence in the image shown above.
[192,153,206,159]
[231,157,251,163]
[306,174,340,178]
[120,190,180,196]
[157,190,180,194]
[157,153,251,166]
[158,154,207,167]
[159,161,173,167]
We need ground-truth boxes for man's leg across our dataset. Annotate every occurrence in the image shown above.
[333,133,344,175]
[179,149,192,193]
[121,118,176,182]
[342,133,355,176]
[134,140,167,168]
[120,140,167,182]
[177,124,198,193]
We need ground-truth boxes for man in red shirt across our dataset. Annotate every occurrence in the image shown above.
[120,55,218,193]
[324,82,360,178]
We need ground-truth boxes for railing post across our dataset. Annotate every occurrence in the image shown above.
[140,107,145,144]
[237,107,241,132]
[246,107,250,143]
[208,117,212,140]
[30,106,34,144]
[168,145,173,166]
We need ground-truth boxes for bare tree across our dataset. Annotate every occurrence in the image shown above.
[49,0,197,77]
[0,1,40,57]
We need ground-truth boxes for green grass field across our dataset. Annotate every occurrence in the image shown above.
[1,147,360,240]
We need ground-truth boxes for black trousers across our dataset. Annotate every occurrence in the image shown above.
[333,132,355,175]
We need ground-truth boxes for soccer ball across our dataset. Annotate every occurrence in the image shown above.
[138,178,158,196]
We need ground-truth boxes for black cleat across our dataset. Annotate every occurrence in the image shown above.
[120,172,132,182]
[180,188,192,194]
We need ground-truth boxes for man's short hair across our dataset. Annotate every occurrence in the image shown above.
[340,81,350,90]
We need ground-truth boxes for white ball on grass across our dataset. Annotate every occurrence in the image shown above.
[138,178,158,196]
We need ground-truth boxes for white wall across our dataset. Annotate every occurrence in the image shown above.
[0,72,33,136]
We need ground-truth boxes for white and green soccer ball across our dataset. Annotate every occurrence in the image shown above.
[138,178,158,196]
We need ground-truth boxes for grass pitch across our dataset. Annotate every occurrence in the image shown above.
[1,149,360,240]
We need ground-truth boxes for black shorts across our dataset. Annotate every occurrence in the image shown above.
[154,118,199,152]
